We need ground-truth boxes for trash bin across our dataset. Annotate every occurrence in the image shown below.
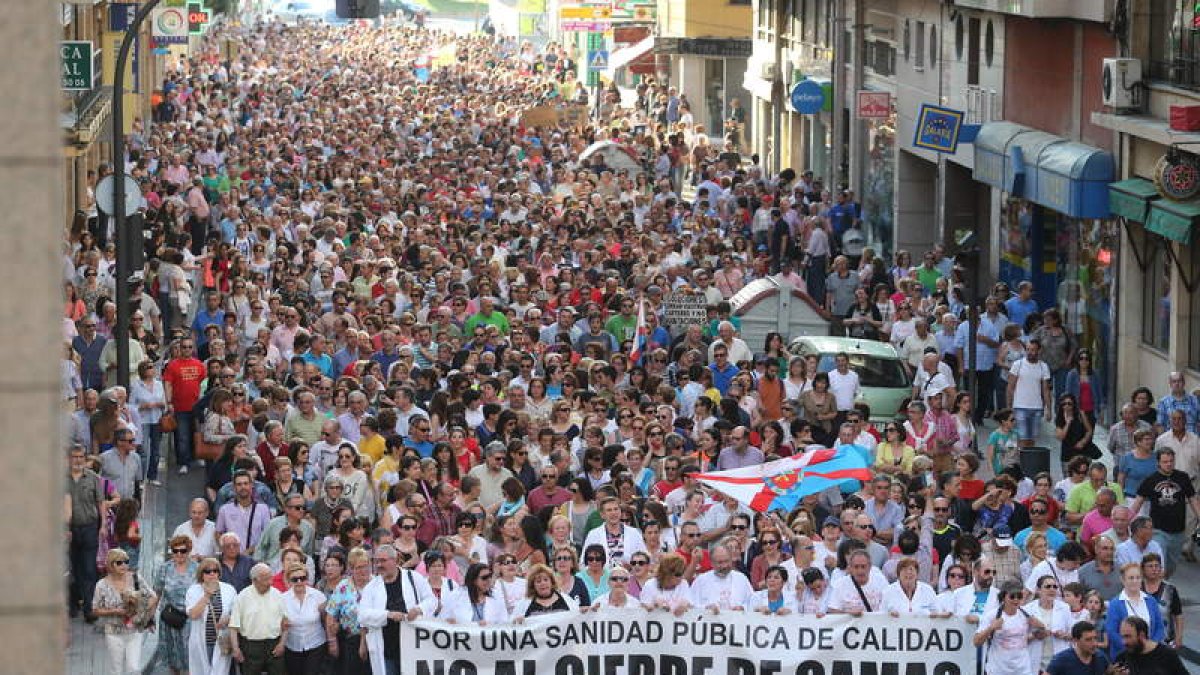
[1019,446,1051,478]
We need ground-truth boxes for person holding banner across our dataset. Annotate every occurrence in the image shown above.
[748,565,798,615]
[827,549,887,615]
[640,552,693,615]
[796,567,830,615]
[590,565,637,609]
[690,544,754,612]
[882,558,939,617]
[441,563,509,625]
[331,545,432,675]
[512,564,579,620]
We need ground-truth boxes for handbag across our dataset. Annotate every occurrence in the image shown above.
[160,412,177,433]
[209,600,233,655]
[160,602,187,629]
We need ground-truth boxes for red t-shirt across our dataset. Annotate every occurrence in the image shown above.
[163,357,205,411]
[677,547,712,573]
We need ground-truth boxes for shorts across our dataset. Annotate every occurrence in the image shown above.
[1013,407,1043,441]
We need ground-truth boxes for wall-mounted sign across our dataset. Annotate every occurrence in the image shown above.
[61,41,98,91]
[790,80,825,115]
[856,91,891,119]
[1154,152,1200,202]
[151,7,189,44]
[913,104,965,154]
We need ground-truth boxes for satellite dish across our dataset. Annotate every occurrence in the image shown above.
[95,174,145,216]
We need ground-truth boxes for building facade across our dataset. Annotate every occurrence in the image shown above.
[1093,0,1200,399]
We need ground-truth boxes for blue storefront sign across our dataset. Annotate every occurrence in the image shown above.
[913,104,965,154]
[790,80,825,115]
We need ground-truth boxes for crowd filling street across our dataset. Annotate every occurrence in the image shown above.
[61,12,1199,675]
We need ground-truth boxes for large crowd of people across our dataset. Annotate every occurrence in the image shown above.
[61,11,1198,675]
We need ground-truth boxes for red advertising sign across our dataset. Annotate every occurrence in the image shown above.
[856,91,891,119]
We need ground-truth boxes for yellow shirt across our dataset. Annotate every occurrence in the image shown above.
[229,584,286,640]
[359,433,386,466]
[372,454,400,508]
[874,442,916,474]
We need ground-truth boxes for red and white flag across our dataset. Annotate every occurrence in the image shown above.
[628,296,648,364]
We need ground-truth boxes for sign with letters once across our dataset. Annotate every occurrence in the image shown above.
[399,609,975,675]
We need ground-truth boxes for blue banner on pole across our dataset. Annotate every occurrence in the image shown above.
[912,104,965,154]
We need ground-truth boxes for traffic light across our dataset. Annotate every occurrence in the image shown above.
[336,0,381,18]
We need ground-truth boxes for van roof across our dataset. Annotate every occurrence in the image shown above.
[790,336,902,359]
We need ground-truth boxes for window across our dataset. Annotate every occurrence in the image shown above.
[1149,1,1200,87]
[929,25,937,67]
[903,19,911,62]
[984,19,995,67]
[955,15,964,60]
[915,21,925,69]
[968,17,981,85]
[1143,237,1172,351]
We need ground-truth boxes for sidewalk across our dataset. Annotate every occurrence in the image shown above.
[66,475,166,673]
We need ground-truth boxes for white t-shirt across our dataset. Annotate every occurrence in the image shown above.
[1009,358,1050,409]
[827,369,860,411]
[880,581,939,616]
[976,610,1036,675]
[172,520,218,559]
[689,570,755,610]
[827,570,888,613]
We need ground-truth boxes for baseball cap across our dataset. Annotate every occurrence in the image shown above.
[822,516,841,529]
[993,526,1013,548]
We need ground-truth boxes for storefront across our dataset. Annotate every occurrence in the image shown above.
[973,121,1118,394]
[860,112,895,254]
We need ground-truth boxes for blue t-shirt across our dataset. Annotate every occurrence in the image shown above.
[1014,526,1068,554]
[1118,452,1159,496]
[1045,647,1109,675]
[1004,296,1039,331]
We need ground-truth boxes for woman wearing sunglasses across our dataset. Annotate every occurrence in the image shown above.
[590,565,636,609]
[442,563,510,625]
[184,557,236,675]
[281,561,328,674]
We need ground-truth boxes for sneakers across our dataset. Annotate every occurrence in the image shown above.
[178,465,189,475]
[195,459,207,468]
[148,479,163,487]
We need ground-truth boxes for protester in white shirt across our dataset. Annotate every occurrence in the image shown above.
[827,549,888,615]
[689,544,754,611]
[881,558,939,616]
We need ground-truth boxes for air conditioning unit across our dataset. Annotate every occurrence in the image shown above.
[760,61,778,81]
[1101,57,1142,110]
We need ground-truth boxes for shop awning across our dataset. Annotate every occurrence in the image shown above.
[1035,141,1115,219]
[741,71,773,102]
[973,120,1114,218]
[1146,198,1200,244]
[1108,178,1159,223]
[605,36,654,79]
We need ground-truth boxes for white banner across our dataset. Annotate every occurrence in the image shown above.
[399,608,976,675]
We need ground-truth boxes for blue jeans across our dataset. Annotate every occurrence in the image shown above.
[1153,530,1184,577]
[140,422,161,480]
[173,410,194,468]
[68,523,99,615]
[1014,407,1044,442]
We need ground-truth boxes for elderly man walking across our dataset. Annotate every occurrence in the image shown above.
[229,563,288,674]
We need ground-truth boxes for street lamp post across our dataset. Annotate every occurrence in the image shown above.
[110,0,163,389]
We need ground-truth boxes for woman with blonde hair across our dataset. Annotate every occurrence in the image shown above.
[93,548,158,675]
[640,552,692,614]
[184,557,236,675]
[153,534,197,675]
[512,564,578,619]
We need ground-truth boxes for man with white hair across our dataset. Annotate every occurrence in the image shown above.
[358,544,432,675]
[707,320,752,365]
[172,497,217,560]
[337,390,370,443]
[229,563,287,674]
